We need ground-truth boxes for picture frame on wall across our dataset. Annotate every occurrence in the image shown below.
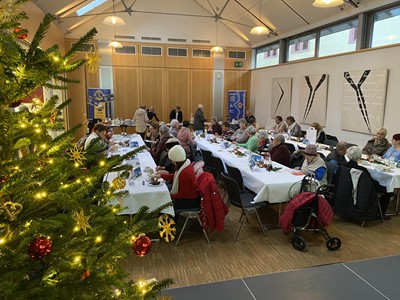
[341,69,388,134]
[271,77,292,119]
[299,74,328,126]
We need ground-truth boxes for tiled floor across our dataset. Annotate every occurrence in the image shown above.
[162,255,400,299]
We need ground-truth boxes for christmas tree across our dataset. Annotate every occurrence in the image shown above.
[0,1,172,298]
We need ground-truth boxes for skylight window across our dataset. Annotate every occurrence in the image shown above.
[76,0,107,16]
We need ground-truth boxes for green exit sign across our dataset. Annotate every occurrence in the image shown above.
[234,61,243,68]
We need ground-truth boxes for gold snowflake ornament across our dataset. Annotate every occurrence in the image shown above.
[85,49,101,74]
[73,210,92,234]
[158,214,176,242]
[67,145,86,165]
[0,0,23,22]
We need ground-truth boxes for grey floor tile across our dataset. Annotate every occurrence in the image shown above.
[162,279,255,300]
[345,255,400,300]
[243,263,387,300]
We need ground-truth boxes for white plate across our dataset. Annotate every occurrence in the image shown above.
[147,181,164,187]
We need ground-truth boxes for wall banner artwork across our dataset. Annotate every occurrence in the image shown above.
[341,69,388,134]
[227,90,246,121]
[299,74,328,126]
[271,77,292,119]
[87,88,114,120]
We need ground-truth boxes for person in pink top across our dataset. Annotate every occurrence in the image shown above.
[177,120,197,154]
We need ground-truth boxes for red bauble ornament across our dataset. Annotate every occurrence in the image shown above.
[14,27,28,40]
[132,234,152,257]
[82,270,90,281]
[28,236,52,259]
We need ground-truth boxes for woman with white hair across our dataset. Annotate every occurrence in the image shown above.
[257,130,270,155]
[193,104,207,131]
[362,128,391,156]
[233,126,258,152]
[207,116,222,135]
[344,146,392,219]
[170,119,180,137]
[268,134,291,167]
[157,145,201,210]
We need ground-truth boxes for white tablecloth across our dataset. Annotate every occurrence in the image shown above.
[197,138,303,204]
[107,134,174,216]
[284,139,331,157]
[360,161,400,193]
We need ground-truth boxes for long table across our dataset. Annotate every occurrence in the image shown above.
[197,138,303,204]
[359,161,400,193]
[107,134,174,216]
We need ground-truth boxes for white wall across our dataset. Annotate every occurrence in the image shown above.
[250,45,400,147]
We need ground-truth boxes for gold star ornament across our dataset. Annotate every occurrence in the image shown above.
[72,210,91,234]
[67,145,86,165]
[85,49,101,74]
[158,214,176,242]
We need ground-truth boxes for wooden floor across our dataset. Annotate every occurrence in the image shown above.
[123,200,400,288]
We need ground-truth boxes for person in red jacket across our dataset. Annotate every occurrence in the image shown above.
[158,145,200,211]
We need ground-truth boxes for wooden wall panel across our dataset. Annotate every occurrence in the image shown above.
[113,66,139,119]
[165,69,190,121]
[139,68,164,120]
[190,70,213,121]
[65,40,99,140]
[190,47,213,69]
[165,45,190,68]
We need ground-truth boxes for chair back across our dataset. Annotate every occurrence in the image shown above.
[226,165,245,191]
[201,149,216,172]
[284,143,296,153]
[220,173,243,208]
[324,135,339,147]
[324,160,336,184]
[212,156,226,176]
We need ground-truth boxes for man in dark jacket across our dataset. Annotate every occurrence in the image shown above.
[193,104,207,131]
[169,106,183,123]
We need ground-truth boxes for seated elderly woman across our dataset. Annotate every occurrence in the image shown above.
[326,141,348,167]
[362,128,391,157]
[157,145,201,211]
[218,121,234,139]
[233,126,258,152]
[148,124,172,164]
[207,116,222,135]
[230,118,249,143]
[344,146,392,219]
[177,120,197,155]
[297,144,327,185]
[170,119,180,138]
[382,133,400,163]
[268,134,291,167]
[257,130,270,155]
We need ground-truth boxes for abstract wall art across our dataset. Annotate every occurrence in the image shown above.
[271,77,292,119]
[299,74,328,126]
[341,69,388,134]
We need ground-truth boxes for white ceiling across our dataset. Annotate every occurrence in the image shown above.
[33,0,391,48]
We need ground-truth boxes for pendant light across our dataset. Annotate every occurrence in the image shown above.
[250,0,269,35]
[210,15,223,53]
[103,0,125,26]
[313,0,344,8]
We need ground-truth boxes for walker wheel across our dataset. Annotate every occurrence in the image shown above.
[291,235,306,251]
[326,237,341,251]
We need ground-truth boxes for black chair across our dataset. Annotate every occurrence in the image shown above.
[212,156,226,180]
[221,174,267,241]
[226,165,247,192]
[284,143,296,154]
[324,135,339,147]
[324,160,336,184]
[174,206,211,246]
[201,149,216,174]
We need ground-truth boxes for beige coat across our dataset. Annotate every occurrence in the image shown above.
[133,108,149,133]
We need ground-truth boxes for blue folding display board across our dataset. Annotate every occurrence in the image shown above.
[227,90,246,122]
